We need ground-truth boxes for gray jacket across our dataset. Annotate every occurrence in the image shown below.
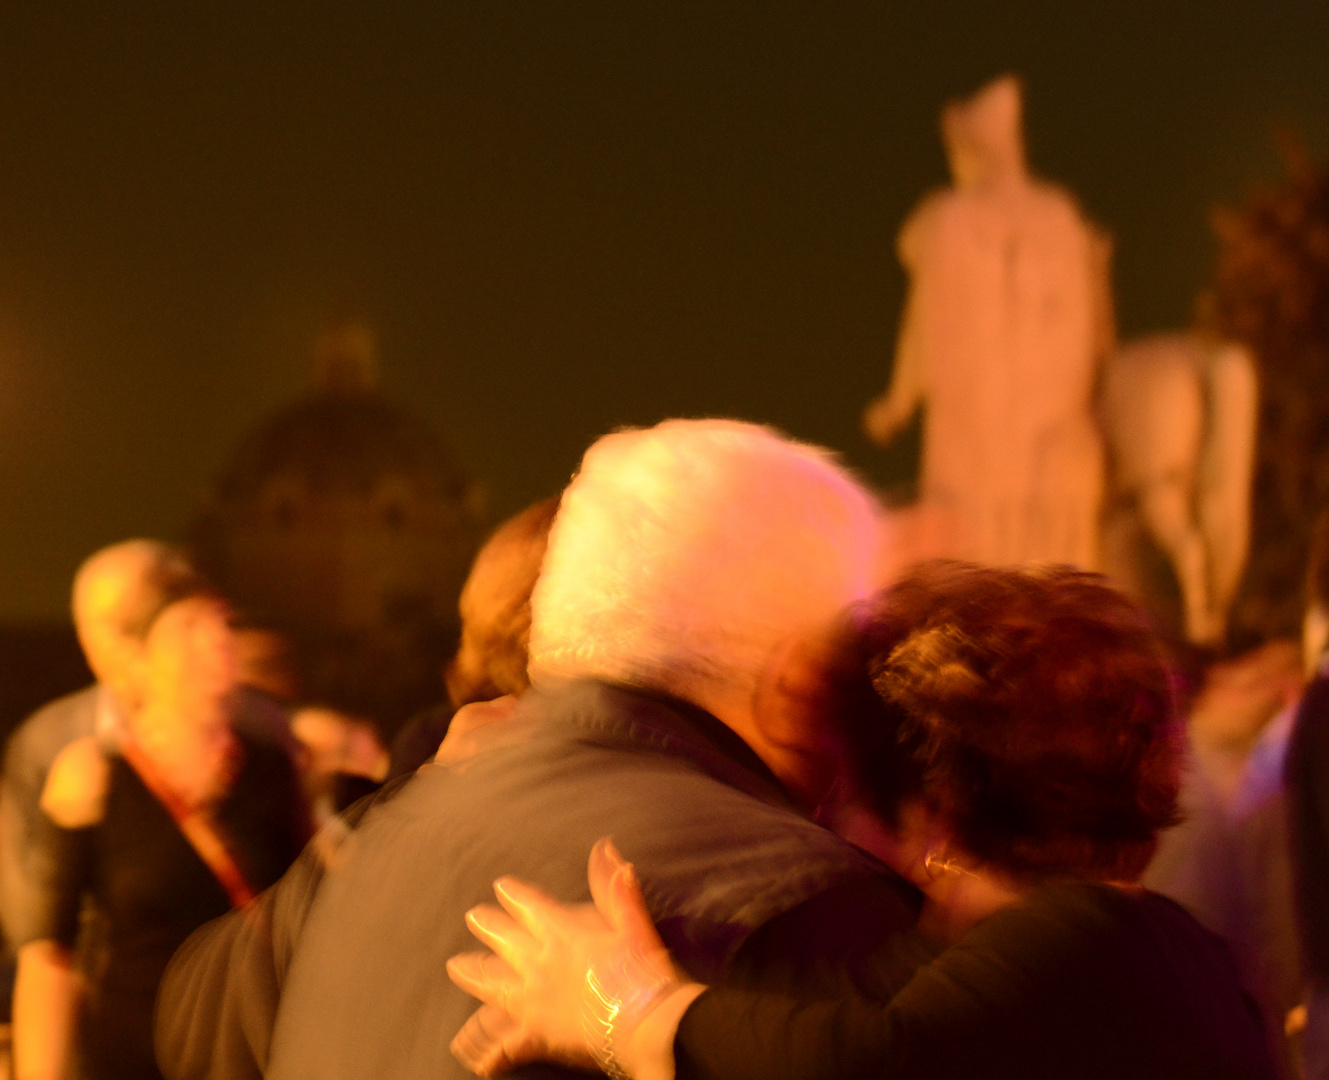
[158,681,920,1080]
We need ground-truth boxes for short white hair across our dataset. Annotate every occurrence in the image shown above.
[529,419,882,704]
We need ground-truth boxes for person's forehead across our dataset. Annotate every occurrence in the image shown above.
[78,556,161,622]
[153,597,230,642]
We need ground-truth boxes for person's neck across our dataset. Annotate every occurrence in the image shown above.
[823,796,1031,940]
[918,863,1029,942]
[699,689,828,812]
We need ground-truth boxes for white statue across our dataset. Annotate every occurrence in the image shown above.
[1101,333,1258,645]
[864,75,1110,569]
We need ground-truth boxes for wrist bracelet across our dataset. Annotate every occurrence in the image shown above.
[583,960,677,1080]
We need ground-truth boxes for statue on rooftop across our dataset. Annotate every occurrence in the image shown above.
[864,74,1111,569]
[191,321,486,734]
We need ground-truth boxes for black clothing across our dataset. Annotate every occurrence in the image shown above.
[385,703,454,780]
[156,681,924,1080]
[677,883,1276,1080]
[1,685,101,952]
[1287,670,1329,982]
[1,686,298,951]
[21,734,308,1080]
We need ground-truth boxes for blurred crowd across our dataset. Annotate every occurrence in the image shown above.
[0,418,1327,1080]
[0,488,558,1080]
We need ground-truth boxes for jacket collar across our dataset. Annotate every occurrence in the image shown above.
[519,679,797,811]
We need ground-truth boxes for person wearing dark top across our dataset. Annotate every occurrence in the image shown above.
[1,541,205,967]
[1288,671,1329,972]
[27,737,305,1080]
[674,883,1269,1080]
[1285,510,1329,1080]
[448,562,1276,1080]
[1291,669,1329,1078]
[11,595,310,1080]
[154,419,927,1080]
[386,703,455,780]
[387,495,561,780]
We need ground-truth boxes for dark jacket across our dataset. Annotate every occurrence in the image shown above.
[156,681,923,1080]
[1,684,101,947]
[2,686,297,952]
[1286,669,1329,982]
[677,883,1275,1080]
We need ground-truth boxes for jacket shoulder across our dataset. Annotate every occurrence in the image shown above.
[3,684,100,785]
[6,685,99,756]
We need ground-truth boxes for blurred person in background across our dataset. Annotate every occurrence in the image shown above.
[1285,510,1329,1080]
[149,496,557,1080]
[231,621,387,823]
[290,705,388,821]
[450,563,1274,1080]
[386,496,559,779]
[1140,638,1303,1076]
[0,542,204,958]
[230,624,301,706]
[11,593,310,1080]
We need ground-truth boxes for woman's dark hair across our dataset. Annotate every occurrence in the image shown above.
[834,560,1183,883]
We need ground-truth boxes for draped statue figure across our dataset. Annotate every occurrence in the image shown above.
[865,75,1110,569]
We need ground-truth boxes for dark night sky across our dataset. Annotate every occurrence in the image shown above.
[0,3,1326,619]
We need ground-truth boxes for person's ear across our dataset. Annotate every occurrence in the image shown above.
[750,633,843,809]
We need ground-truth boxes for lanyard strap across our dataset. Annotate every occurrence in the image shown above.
[119,735,257,909]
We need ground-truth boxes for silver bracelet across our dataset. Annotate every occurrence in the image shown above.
[584,967,632,1080]
[582,961,677,1080]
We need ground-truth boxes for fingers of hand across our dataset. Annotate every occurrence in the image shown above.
[451,1004,524,1077]
[609,862,664,949]
[587,837,623,913]
[446,951,518,1008]
[450,1007,499,1074]
[491,875,566,938]
[589,840,676,983]
[464,905,532,967]
[589,837,639,930]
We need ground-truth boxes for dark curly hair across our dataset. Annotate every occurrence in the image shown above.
[833,560,1183,883]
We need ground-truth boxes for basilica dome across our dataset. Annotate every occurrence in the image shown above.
[192,324,485,729]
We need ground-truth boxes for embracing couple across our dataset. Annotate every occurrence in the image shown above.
[158,418,1273,1080]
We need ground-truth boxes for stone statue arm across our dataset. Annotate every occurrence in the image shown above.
[865,203,938,446]
[1088,225,1117,366]
[864,282,926,445]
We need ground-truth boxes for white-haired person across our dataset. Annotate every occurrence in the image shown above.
[449,563,1275,1080]
[155,418,932,1080]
